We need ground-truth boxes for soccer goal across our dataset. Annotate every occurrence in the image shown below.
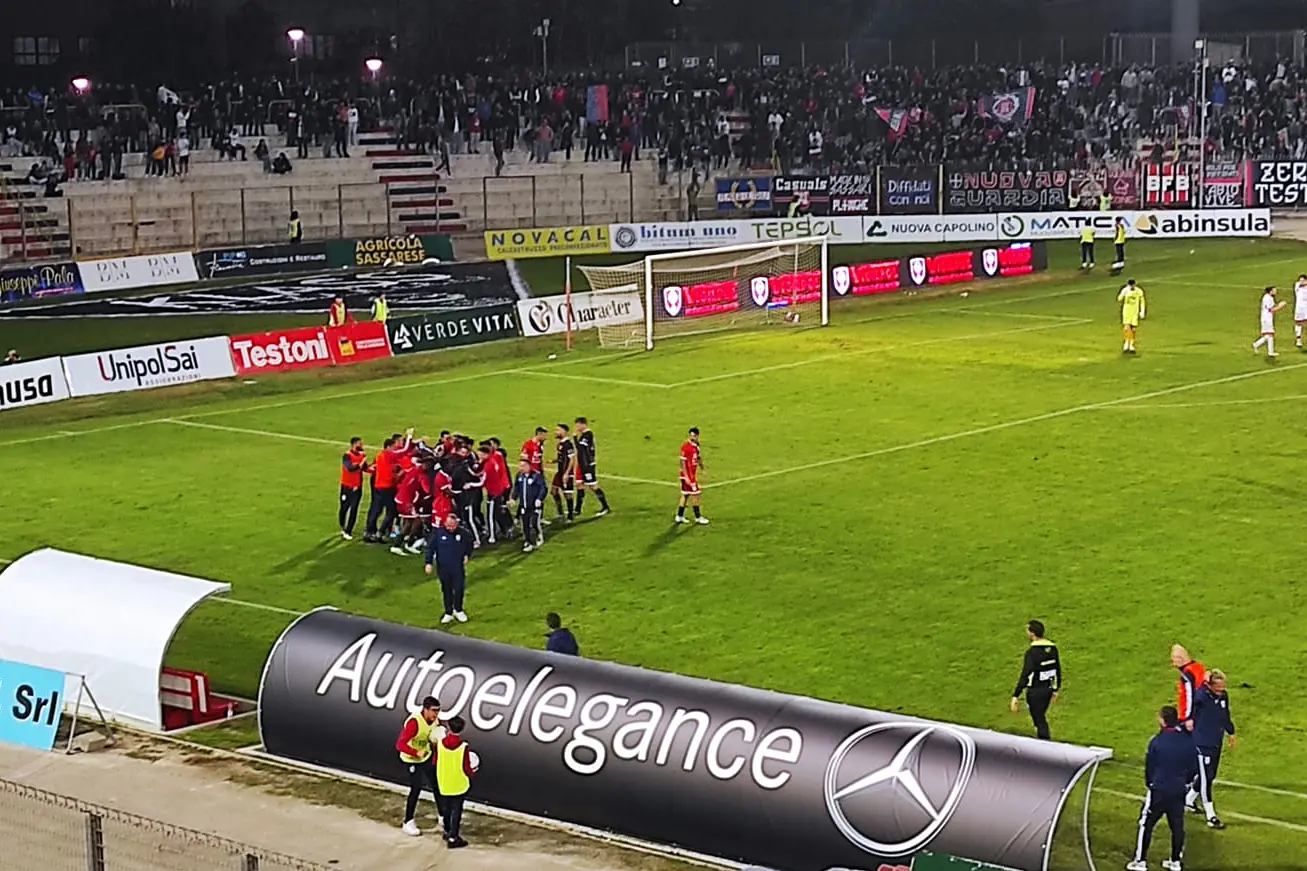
[579,238,830,350]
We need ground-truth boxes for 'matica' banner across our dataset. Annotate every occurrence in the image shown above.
[195,242,329,279]
[261,608,1105,871]
[0,262,84,306]
[944,167,1069,214]
[326,234,456,268]
[386,304,520,355]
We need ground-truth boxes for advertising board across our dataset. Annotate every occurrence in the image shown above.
[62,337,236,397]
[260,609,1107,871]
[0,357,71,412]
[861,216,999,244]
[77,252,200,292]
[484,226,612,260]
[517,291,643,337]
[609,218,862,253]
[997,209,1271,241]
[195,242,330,279]
[0,659,66,751]
[0,262,83,305]
[326,234,455,268]
[228,326,334,376]
[387,304,520,354]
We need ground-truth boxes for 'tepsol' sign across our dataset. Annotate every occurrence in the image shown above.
[260,609,1107,871]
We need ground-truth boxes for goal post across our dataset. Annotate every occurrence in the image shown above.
[579,238,830,350]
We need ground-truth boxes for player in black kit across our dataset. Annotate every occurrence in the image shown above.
[572,417,610,517]
[550,423,577,523]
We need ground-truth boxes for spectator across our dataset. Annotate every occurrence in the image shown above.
[544,613,579,656]
[255,138,271,172]
[177,133,190,175]
[272,151,293,175]
[3,349,20,366]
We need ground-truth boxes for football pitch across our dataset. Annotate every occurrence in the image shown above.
[2,238,1307,869]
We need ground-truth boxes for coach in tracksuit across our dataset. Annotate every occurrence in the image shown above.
[514,459,546,552]
[425,515,474,624]
[1128,706,1197,871]
[1186,670,1236,829]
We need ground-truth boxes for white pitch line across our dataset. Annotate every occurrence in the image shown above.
[1096,786,1307,834]
[706,361,1307,488]
[211,597,304,617]
[0,418,163,448]
[1102,758,1307,800]
[668,319,1092,388]
[1102,393,1307,411]
[162,418,678,488]
[513,369,673,390]
[954,308,1087,322]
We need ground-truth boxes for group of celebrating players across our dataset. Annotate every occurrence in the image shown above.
[336,420,709,556]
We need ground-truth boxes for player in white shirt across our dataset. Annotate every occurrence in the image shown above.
[1253,286,1287,358]
[1293,274,1307,348]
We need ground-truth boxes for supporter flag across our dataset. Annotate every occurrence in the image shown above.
[586,85,610,125]
[978,87,1036,125]
[872,107,910,142]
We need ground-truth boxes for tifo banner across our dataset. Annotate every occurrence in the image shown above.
[878,166,940,215]
[861,216,999,244]
[609,218,862,253]
[0,356,71,412]
[715,177,774,214]
[62,336,236,397]
[517,291,642,337]
[229,326,335,376]
[1107,168,1141,208]
[326,234,454,268]
[1201,160,1244,209]
[0,659,66,751]
[944,167,1068,214]
[828,175,875,215]
[387,304,520,354]
[1247,160,1307,207]
[195,242,329,279]
[998,209,1271,240]
[77,251,199,292]
[977,88,1036,125]
[260,609,1106,871]
[773,176,832,215]
[484,226,611,260]
[1143,163,1194,207]
[328,321,392,366]
[0,262,84,305]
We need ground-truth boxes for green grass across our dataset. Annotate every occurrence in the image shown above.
[3,238,1307,869]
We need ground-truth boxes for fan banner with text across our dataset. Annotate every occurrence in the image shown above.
[260,609,1106,871]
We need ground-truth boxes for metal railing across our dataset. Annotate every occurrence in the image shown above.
[0,777,331,871]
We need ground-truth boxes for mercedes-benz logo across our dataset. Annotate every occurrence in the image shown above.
[824,722,975,857]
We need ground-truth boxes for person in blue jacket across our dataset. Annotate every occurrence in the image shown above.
[1128,705,1197,871]
[545,612,579,656]
[514,459,546,553]
[1186,669,1236,829]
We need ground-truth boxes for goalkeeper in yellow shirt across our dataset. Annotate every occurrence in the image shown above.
[1118,279,1146,353]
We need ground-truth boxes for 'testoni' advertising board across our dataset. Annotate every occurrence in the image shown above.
[260,609,1107,871]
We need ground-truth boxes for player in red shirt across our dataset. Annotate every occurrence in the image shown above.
[393,457,432,556]
[675,427,709,525]
[520,427,547,473]
[431,461,455,528]
[479,444,512,543]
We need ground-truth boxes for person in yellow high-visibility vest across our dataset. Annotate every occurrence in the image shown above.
[396,696,446,836]
[1079,225,1096,270]
[371,294,389,323]
[328,296,347,327]
[287,209,303,244]
[1112,217,1129,272]
[1099,192,1112,211]
[435,715,478,848]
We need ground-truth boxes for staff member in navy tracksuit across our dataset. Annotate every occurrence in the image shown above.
[425,514,474,624]
[1128,706,1197,871]
[514,459,546,553]
[1186,669,1236,829]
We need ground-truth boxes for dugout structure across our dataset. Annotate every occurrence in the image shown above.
[0,548,231,731]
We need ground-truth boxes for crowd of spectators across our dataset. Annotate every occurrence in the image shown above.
[3,56,1307,187]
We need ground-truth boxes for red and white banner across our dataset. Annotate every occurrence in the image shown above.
[229,323,391,376]
[1144,163,1194,206]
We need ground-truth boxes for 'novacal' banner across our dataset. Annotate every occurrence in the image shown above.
[386,304,520,354]
[484,226,611,260]
[260,609,1107,871]
[326,235,455,268]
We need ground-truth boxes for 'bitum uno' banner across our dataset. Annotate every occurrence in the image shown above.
[260,609,1108,871]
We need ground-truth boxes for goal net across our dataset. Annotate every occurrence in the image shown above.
[579,238,829,350]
